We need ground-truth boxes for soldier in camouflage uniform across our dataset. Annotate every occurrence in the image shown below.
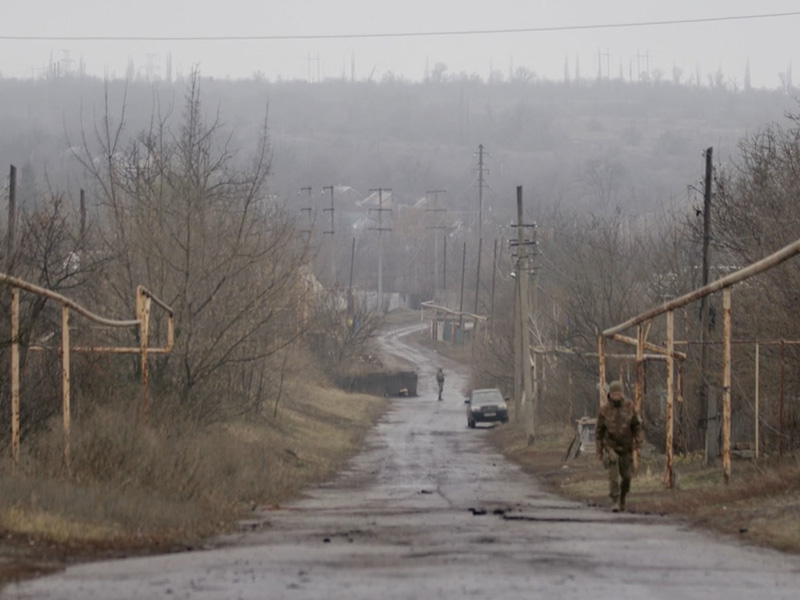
[596,380,643,512]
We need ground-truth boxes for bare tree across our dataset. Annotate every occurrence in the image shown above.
[75,70,311,421]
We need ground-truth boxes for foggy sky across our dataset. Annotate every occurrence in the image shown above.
[2,1,799,88]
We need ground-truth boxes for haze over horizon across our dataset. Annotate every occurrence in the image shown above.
[2,1,799,89]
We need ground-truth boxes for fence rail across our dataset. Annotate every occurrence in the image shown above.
[598,236,800,487]
[0,272,174,468]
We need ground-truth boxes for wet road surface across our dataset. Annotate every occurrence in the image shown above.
[5,324,800,599]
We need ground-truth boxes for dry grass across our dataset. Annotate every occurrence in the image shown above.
[488,421,800,554]
[0,379,387,556]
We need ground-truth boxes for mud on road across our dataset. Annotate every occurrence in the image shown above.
[5,324,800,599]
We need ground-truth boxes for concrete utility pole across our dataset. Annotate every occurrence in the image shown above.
[458,241,466,329]
[369,188,392,313]
[512,186,536,445]
[475,144,488,239]
[323,186,336,287]
[443,236,447,294]
[347,237,356,315]
[425,189,447,297]
[473,237,482,314]
[299,186,313,240]
[699,147,716,465]
[490,238,498,338]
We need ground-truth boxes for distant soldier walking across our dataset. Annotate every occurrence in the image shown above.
[436,368,445,401]
[596,380,643,512]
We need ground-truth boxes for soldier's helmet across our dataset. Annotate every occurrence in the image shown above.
[608,380,623,395]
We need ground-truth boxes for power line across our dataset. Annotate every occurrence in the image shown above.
[2,12,799,42]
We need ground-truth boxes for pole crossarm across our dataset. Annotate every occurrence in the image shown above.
[602,236,800,338]
[608,333,687,361]
[420,300,487,321]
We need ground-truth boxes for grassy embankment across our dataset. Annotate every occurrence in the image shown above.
[0,376,387,581]
[488,420,800,554]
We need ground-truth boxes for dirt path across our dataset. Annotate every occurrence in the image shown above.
[5,325,800,599]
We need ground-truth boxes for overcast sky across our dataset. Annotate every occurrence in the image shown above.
[2,1,799,88]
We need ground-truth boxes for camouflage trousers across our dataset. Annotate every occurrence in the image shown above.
[604,451,634,510]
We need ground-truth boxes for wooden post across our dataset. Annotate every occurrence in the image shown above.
[754,342,760,459]
[722,288,732,484]
[10,287,20,467]
[635,323,645,472]
[598,334,606,408]
[137,287,151,420]
[61,305,71,469]
[665,310,674,488]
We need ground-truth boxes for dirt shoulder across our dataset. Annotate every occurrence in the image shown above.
[487,421,800,554]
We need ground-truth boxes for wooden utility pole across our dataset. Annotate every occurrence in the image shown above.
[700,147,715,465]
[665,310,675,487]
[722,288,732,483]
[7,164,17,273]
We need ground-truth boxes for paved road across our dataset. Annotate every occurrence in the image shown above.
[5,325,800,599]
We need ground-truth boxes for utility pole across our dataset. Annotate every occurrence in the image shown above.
[511,186,536,445]
[443,235,447,296]
[475,144,488,239]
[348,237,356,315]
[369,188,392,313]
[7,165,17,274]
[700,147,715,465]
[458,241,467,329]
[425,189,447,297]
[490,238,498,338]
[299,186,313,240]
[323,185,336,287]
[473,237,482,314]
